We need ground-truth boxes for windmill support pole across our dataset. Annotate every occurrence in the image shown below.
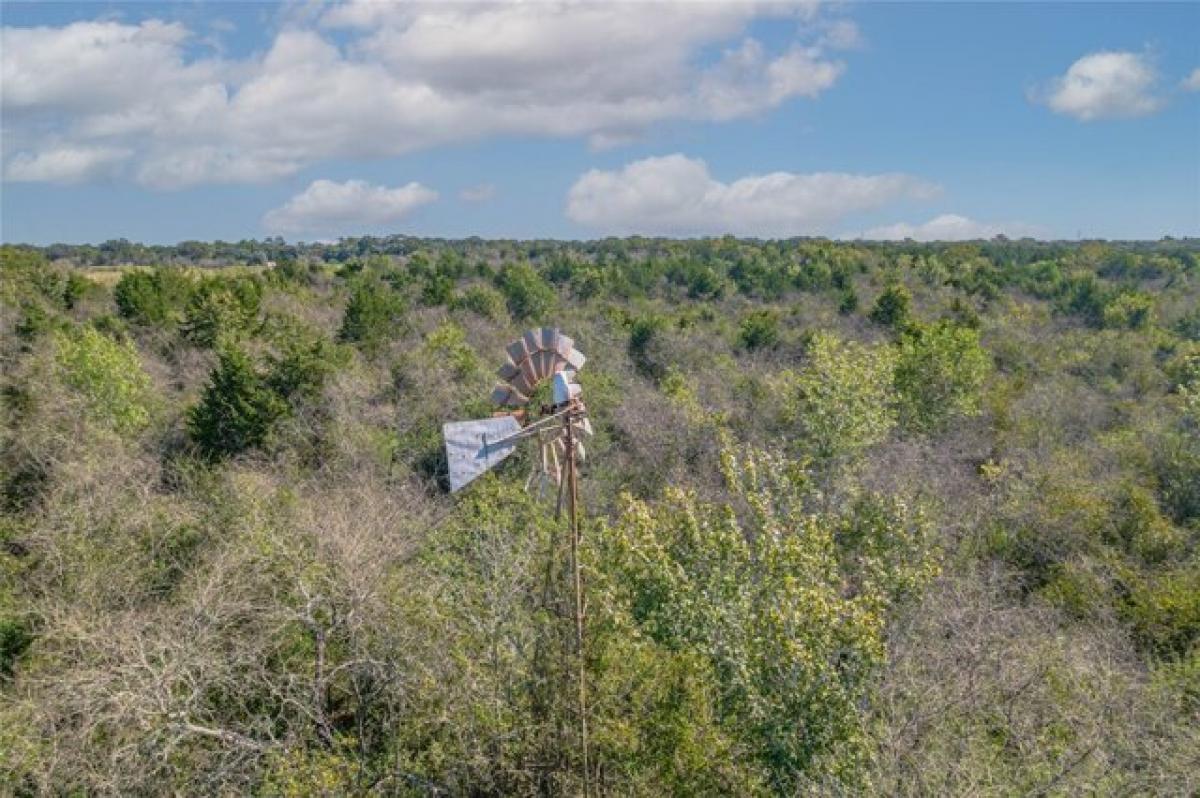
[564,408,590,797]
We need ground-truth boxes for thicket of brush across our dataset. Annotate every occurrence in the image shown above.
[2,236,1198,795]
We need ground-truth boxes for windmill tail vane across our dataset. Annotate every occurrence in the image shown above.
[443,328,592,495]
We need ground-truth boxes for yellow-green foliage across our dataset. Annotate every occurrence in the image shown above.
[181,275,263,348]
[775,332,898,461]
[53,327,154,435]
[895,321,992,433]
[451,284,507,320]
[594,442,938,792]
[424,320,479,379]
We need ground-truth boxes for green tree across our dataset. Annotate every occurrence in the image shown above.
[894,321,992,433]
[838,287,859,315]
[54,327,155,435]
[419,273,455,307]
[181,275,263,348]
[265,329,348,404]
[424,321,479,380]
[188,347,287,459]
[113,268,194,327]
[338,278,407,353]
[737,310,781,351]
[1101,291,1154,330]
[868,283,912,330]
[450,284,506,320]
[497,262,556,321]
[595,443,937,791]
[776,332,897,461]
[628,313,669,381]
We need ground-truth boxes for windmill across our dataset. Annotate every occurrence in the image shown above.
[442,327,593,793]
[443,327,591,499]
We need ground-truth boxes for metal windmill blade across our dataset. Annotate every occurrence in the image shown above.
[444,328,591,494]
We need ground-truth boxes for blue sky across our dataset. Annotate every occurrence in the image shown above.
[1,1,1197,244]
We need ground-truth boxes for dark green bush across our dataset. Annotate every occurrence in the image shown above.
[419,274,455,307]
[497,262,556,320]
[838,287,859,315]
[338,278,407,353]
[0,614,31,679]
[869,283,912,330]
[267,332,348,404]
[114,268,194,327]
[188,347,287,460]
[629,313,669,380]
[737,310,781,351]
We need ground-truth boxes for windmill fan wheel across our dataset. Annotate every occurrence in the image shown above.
[491,328,592,489]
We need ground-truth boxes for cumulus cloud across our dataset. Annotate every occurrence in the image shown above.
[2,3,850,188]
[5,145,131,183]
[459,183,496,203]
[261,179,437,236]
[854,214,1040,241]
[1182,68,1200,92]
[1035,51,1163,120]
[566,153,937,237]
[817,19,862,50]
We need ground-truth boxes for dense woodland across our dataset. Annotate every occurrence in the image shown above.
[1,236,1198,795]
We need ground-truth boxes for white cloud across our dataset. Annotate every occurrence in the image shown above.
[0,20,214,114]
[855,214,1040,241]
[2,3,850,188]
[4,145,131,183]
[1036,51,1163,120]
[262,179,437,236]
[565,153,937,237]
[698,39,843,120]
[1182,67,1200,92]
[817,19,862,50]
[459,183,496,203]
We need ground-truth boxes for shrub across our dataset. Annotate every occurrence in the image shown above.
[571,267,605,301]
[54,327,155,434]
[737,310,781,351]
[1,245,94,312]
[181,275,263,347]
[628,313,669,381]
[1156,431,1200,525]
[595,443,937,791]
[424,321,479,379]
[776,332,897,461]
[188,347,287,459]
[838,287,859,315]
[497,262,556,321]
[868,283,912,330]
[451,284,506,320]
[266,329,348,404]
[1102,291,1154,330]
[419,273,455,307]
[16,301,66,342]
[1173,307,1200,342]
[1123,566,1200,660]
[338,278,407,353]
[666,258,726,300]
[113,268,193,327]
[894,321,992,434]
[0,572,31,679]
